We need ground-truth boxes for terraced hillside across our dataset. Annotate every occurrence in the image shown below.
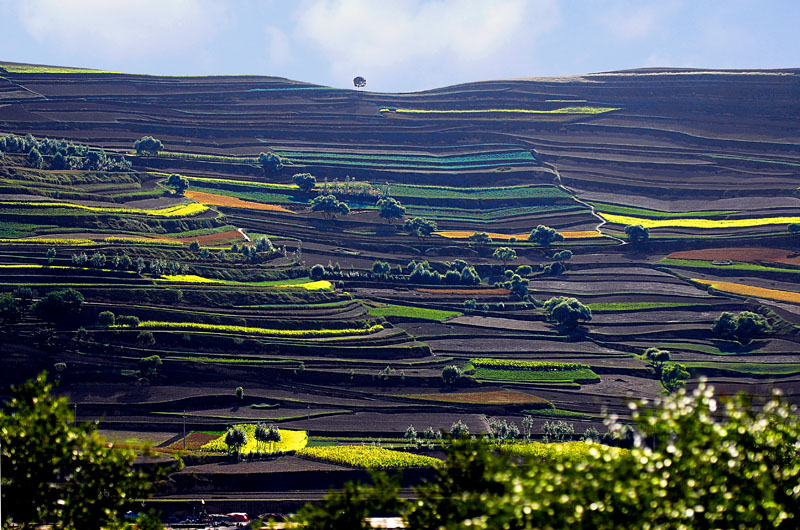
[1,63,799,513]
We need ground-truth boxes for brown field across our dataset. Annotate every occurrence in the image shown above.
[185,190,295,213]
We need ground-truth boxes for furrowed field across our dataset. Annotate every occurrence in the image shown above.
[1,65,799,518]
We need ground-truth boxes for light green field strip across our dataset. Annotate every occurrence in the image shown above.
[181,175,296,189]
[368,303,461,322]
[600,212,800,229]
[0,200,207,217]
[380,106,618,115]
[658,258,800,274]
[113,321,383,337]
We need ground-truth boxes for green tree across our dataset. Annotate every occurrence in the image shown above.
[310,194,350,220]
[258,151,283,175]
[235,386,244,400]
[712,311,771,344]
[530,225,564,246]
[33,288,84,325]
[254,423,268,453]
[643,347,670,375]
[97,310,115,326]
[372,260,391,277]
[377,197,406,223]
[492,246,516,268]
[266,424,282,452]
[468,231,492,250]
[139,355,162,376]
[133,136,163,155]
[137,331,156,347]
[543,296,591,329]
[165,173,188,195]
[553,249,573,261]
[441,365,462,385]
[309,263,325,279]
[403,217,437,242]
[1,372,157,529]
[45,247,57,264]
[625,224,650,243]
[27,147,43,168]
[293,172,317,192]
[224,426,248,454]
[660,362,690,392]
[0,292,23,325]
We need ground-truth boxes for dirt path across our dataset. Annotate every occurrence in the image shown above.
[542,161,626,246]
[237,228,251,242]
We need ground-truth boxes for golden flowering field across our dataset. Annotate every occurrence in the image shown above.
[692,279,800,303]
[297,445,442,469]
[600,212,800,229]
[116,320,383,337]
[501,441,629,463]
[0,200,207,218]
[200,425,307,454]
[156,275,332,290]
[433,230,601,240]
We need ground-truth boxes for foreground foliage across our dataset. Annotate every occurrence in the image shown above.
[291,384,800,529]
[0,373,158,530]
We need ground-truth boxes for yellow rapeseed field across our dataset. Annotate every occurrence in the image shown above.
[434,230,601,240]
[599,212,800,229]
[0,200,207,218]
[200,425,307,454]
[692,279,800,303]
[117,320,383,337]
[501,441,629,463]
[156,275,332,290]
[297,445,441,469]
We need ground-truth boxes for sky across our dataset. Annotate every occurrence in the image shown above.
[0,0,798,93]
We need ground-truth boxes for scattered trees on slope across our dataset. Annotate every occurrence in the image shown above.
[530,225,564,246]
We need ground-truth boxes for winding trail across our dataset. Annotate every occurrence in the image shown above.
[237,227,251,242]
[541,161,627,246]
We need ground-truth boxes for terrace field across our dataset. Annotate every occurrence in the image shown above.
[1,64,799,514]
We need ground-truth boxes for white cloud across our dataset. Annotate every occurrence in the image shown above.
[599,2,680,41]
[16,0,225,60]
[265,26,292,65]
[293,0,560,90]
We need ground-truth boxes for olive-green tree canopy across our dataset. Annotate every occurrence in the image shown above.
[0,372,157,530]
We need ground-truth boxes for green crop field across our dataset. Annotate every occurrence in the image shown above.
[368,303,462,321]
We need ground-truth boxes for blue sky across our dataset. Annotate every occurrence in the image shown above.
[0,0,798,93]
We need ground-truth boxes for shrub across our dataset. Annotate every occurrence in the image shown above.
[543,296,591,329]
[259,151,284,175]
[441,365,462,385]
[97,311,115,327]
[712,311,771,344]
[660,362,690,392]
[137,331,156,347]
[116,315,140,327]
[310,263,325,279]
[515,264,533,276]
[33,288,84,324]
[530,225,563,245]
[449,420,469,439]
[293,172,317,192]
[235,386,244,400]
[134,136,163,155]
[625,224,650,243]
